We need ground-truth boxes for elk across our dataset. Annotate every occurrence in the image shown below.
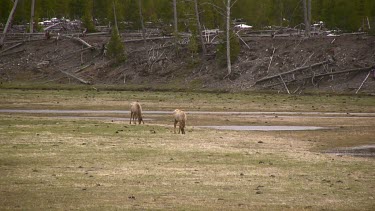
[129,102,144,124]
[173,109,187,134]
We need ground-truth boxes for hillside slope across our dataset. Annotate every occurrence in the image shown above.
[0,33,374,94]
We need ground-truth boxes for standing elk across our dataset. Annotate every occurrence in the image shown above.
[130,102,144,124]
[173,109,187,134]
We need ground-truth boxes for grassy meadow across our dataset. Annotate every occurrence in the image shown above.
[0,88,374,210]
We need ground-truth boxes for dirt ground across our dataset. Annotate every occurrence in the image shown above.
[0,33,375,94]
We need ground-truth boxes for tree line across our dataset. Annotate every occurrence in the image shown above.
[1,0,375,32]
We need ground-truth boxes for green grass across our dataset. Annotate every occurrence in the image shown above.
[1,88,374,112]
[0,88,374,210]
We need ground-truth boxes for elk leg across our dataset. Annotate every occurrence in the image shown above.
[174,120,178,133]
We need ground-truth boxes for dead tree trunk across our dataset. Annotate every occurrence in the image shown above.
[308,0,312,27]
[30,0,35,33]
[138,0,146,44]
[61,35,93,48]
[302,0,310,37]
[0,0,19,49]
[113,0,119,33]
[60,70,90,84]
[193,0,207,56]
[173,0,178,41]
[355,71,371,94]
[225,0,232,76]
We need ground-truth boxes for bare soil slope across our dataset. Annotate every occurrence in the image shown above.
[1,33,374,94]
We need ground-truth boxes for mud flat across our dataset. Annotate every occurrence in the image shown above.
[325,145,375,157]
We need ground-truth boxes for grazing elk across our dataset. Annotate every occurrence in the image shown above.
[129,102,144,124]
[173,109,187,134]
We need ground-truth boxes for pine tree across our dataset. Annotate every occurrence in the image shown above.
[82,0,96,32]
[107,27,125,64]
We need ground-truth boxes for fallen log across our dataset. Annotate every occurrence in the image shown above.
[263,65,375,88]
[85,32,109,36]
[355,71,371,94]
[59,70,90,84]
[0,32,44,36]
[279,75,290,94]
[123,36,176,43]
[0,42,23,55]
[4,38,45,45]
[311,66,374,77]
[74,63,93,74]
[61,35,93,49]
[129,44,175,53]
[255,60,330,84]
[44,22,62,31]
[0,48,24,57]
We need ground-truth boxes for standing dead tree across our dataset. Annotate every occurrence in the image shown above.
[113,0,119,33]
[30,0,35,33]
[302,0,311,37]
[173,0,178,42]
[201,0,238,77]
[0,0,19,49]
[224,0,239,77]
[138,0,146,44]
[225,0,232,76]
[193,0,207,56]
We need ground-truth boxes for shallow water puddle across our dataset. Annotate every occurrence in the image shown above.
[199,125,329,131]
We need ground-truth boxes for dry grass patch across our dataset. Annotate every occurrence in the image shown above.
[0,115,374,210]
[0,89,374,210]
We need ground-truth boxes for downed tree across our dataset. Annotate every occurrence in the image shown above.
[61,35,94,49]
[356,71,371,94]
[59,69,90,84]
[5,38,45,45]
[44,22,62,31]
[0,49,25,57]
[263,65,375,88]
[74,63,93,73]
[255,60,331,84]
[310,65,374,77]
[0,42,23,55]
[123,36,177,43]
